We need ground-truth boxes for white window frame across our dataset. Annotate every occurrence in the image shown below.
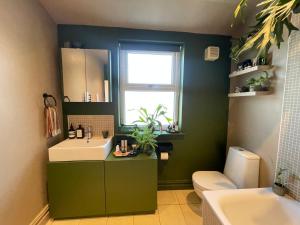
[119,49,182,128]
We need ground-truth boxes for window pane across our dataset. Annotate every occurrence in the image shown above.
[124,91,175,125]
[127,52,173,84]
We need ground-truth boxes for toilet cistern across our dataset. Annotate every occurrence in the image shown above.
[192,146,260,199]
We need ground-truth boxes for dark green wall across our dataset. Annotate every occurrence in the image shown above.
[58,25,231,189]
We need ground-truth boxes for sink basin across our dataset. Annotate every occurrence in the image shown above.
[49,137,112,162]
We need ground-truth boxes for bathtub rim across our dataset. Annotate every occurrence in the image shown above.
[202,187,299,225]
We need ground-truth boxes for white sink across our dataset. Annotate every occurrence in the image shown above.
[49,137,112,162]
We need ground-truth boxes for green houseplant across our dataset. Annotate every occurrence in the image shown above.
[231,0,300,62]
[132,104,172,132]
[129,126,158,155]
[247,77,257,91]
[247,74,270,91]
[272,168,288,196]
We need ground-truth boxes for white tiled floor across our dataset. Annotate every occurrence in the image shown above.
[46,190,202,225]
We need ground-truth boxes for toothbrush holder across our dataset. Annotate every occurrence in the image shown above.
[102,130,109,139]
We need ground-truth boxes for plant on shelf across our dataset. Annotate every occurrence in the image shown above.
[247,77,257,91]
[257,74,271,90]
[129,126,158,155]
[246,74,270,91]
[131,104,172,132]
[231,0,300,62]
[272,168,288,196]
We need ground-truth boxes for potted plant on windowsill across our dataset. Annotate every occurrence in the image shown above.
[272,168,288,196]
[131,104,172,132]
[129,126,158,155]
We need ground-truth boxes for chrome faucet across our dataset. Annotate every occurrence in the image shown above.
[86,126,92,143]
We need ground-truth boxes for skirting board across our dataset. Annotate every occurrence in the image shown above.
[29,205,50,225]
[158,179,193,190]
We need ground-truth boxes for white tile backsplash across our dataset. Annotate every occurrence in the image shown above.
[67,115,114,137]
[277,14,300,200]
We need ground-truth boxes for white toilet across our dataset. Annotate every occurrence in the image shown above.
[192,146,260,199]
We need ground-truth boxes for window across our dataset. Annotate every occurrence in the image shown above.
[119,42,182,128]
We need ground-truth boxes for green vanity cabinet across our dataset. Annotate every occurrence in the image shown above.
[48,161,106,219]
[105,151,157,215]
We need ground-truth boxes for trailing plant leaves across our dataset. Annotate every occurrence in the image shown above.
[274,21,284,48]
[231,0,299,62]
[284,18,299,35]
[231,0,248,27]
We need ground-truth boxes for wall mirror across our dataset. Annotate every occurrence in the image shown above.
[61,48,112,102]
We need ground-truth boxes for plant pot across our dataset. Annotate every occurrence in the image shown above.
[261,81,271,91]
[144,148,154,156]
[241,86,250,92]
[252,85,268,92]
[139,145,154,156]
[148,125,155,133]
[293,3,300,14]
[140,147,153,155]
[254,85,262,91]
[272,183,287,196]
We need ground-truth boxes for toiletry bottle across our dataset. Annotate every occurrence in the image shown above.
[121,140,125,153]
[86,126,92,139]
[175,121,179,132]
[124,140,128,152]
[76,125,85,139]
[68,123,76,139]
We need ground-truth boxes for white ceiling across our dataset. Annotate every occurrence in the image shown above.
[39,0,256,36]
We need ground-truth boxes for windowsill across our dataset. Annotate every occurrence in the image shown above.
[115,130,185,140]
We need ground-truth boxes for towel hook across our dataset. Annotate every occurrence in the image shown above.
[43,93,57,107]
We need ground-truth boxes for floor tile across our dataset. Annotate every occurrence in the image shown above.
[52,219,80,225]
[180,204,203,225]
[78,217,107,225]
[107,215,133,225]
[133,214,160,225]
[173,190,201,204]
[157,190,179,205]
[158,204,186,225]
[46,219,54,225]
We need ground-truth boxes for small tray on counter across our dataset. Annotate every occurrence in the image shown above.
[113,151,131,157]
[113,148,140,158]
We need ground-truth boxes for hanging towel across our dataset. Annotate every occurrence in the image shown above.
[45,106,61,138]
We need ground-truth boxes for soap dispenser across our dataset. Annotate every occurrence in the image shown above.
[76,125,85,139]
[68,123,76,139]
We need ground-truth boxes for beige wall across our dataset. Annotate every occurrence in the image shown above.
[0,0,62,224]
[227,33,288,187]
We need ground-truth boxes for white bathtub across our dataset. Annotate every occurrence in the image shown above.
[203,188,300,225]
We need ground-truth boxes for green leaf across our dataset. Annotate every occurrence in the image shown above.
[138,116,146,122]
[231,0,298,61]
[284,19,299,36]
[140,107,148,117]
[274,21,284,48]
[164,116,172,123]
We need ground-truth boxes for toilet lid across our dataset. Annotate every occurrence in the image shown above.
[192,171,237,191]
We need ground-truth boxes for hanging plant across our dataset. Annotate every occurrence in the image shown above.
[231,0,300,62]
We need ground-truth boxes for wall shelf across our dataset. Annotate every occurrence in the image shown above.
[229,65,272,78]
[228,91,272,98]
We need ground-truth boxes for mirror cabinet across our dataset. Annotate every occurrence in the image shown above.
[61,48,112,102]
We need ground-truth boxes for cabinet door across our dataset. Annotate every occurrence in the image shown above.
[105,155,157,215]
[48,161,105,219]
[61,48,86,102]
